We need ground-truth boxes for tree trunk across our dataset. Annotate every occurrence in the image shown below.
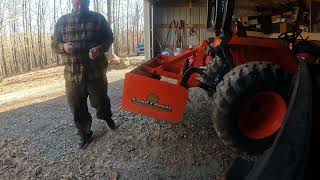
[11,0,19,74]
[60,0,63,14]
[126,0,129,55]
[117,0,120,55]
[41,1,47,66]
[0,1,7,77]
[23,0,31,71]
[0,34,7,77]
[37,1,43,68]
[132,16,135,52]
[93,0,97,11]
[107,0,114,59]
[29,0,37,68]
[136,3,141,47]
[54,0,60,65]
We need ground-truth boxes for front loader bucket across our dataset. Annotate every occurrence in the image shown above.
[122,70,189,124]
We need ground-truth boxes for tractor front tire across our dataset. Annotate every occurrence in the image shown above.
[212,61,290,153]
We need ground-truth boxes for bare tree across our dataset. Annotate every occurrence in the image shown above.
[0,0,143,79]
[107,0,115,58]
[126,0,129,54]
[0,0,8,78]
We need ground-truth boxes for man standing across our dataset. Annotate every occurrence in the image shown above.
[52,0,115,149]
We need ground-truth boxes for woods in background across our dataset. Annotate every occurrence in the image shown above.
[0,0,143,79]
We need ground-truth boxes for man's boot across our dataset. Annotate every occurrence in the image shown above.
[105,118,116,130]
[78,130,93,149]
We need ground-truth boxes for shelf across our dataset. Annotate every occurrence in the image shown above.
[247,31,320,41]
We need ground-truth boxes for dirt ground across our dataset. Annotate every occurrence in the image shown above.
[0,57,249,179]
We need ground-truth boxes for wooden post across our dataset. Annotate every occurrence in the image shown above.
[309,0,312,32]
[144,0,152,60]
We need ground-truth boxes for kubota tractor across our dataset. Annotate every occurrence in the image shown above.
[121,0,320,153]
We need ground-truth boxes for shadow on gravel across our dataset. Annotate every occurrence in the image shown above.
[0,82,235,179]
[0,79,124,156]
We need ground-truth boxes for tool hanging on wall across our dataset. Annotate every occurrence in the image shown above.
[154,33,163,51]
[186,0,194,29]
[173,20,180,49]
[164,20,186,50]
[175,20,186,49]
[180,20,186,48]
[185,0,200,48]
[164,20,174,49]
[189,0,192,27]
[180,20,187,49]
[188,28,200,48]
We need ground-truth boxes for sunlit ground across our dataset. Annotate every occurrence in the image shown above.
[0,64,137,113]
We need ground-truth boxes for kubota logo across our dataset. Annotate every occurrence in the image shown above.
[147,93,159,104]
[131,93,172,112]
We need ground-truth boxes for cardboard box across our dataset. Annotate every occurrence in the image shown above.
[313,24,319,32]
[280,23,287,32]
[272,23,279,33]
[272,15,281,23]
[241,16,249,26]
[283,11,293,16]
[281,23,294,33]
[272,23,292,33]
[299,25,309,32]
[283,12,293,22]
[249,18,259,25]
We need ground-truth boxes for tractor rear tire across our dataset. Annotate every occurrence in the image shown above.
[212,61,290,153]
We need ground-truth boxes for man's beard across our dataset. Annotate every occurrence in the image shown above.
[73,5,89,15]
[79,8,89,15]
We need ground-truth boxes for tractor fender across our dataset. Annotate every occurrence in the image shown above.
[228,37,299,74]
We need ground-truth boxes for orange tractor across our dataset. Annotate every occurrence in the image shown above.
[121,0,319,152]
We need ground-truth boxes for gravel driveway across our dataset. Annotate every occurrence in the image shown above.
[0,65,239,179]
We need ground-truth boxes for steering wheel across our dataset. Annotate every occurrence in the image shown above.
[278,29,303,43]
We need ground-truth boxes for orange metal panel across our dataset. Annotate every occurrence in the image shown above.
[229,37,299,74]
[122,40,209,123]
[122,72,189,123]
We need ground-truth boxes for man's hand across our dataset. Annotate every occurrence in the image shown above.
[89,46,104,60]
[63,42,76,54]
